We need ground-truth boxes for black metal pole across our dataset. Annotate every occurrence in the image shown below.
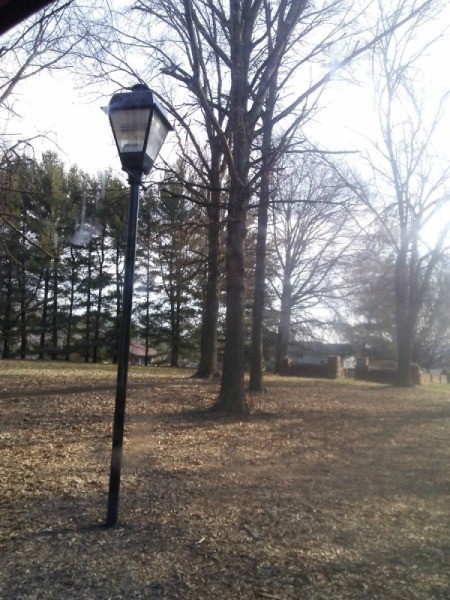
[106,170,142,527]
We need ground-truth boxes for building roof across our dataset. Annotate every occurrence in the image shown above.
[0,1,57,35]
[289,341,354,357]
[129,342,157,358]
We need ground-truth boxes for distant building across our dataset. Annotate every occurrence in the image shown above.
[129,342,158,366]
[287,341,355,369]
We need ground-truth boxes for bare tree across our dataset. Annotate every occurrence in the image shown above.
[124,0,312,411]
[356,0,450,385]
[338,233,450,369]
[0,2,82,103]
[78,0,439,410]
[267,156,357,372]
[159,120,228,382]
[78,1,230,379]
[1,0,88,232]
[413,258,450,368]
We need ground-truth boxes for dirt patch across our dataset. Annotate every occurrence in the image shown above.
[1,366,449,598]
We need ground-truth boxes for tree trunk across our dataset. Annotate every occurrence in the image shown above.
[65,249,76,361]
[39,266,50,360]
[249,5,279,392]
[170,295,181,368]
[215,199,248,413]
[396,318,414,386]
[168,255,179,367]
[2,263,12,359]
[275,279,292,373]
[194,198,221,378]
[112,246,122,364]
[249,170,269,391]
[19,294,27,359]
[193,139,223,379]
[93,283,103,363]
[93,235,106,364]
[144,250,151,366]
[84,242,93,363]
[214,7,252,413]
[51,257,58,360]
[394,242,414,386]
[394,243,421,386]
[19,257,27,359]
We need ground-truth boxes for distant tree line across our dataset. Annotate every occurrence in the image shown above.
[0,149,354,366]
[2,0,450,413]
[0,152,205,363]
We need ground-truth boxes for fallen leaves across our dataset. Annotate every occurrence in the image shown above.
[1,364,450,598]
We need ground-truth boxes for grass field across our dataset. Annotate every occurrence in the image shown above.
[1,361,449,598]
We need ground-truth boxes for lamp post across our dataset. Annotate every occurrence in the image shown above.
[104,84,173,527]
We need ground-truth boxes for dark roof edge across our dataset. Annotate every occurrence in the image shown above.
[0,0,57,35]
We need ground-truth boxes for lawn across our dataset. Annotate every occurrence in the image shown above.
[1,361,449,599]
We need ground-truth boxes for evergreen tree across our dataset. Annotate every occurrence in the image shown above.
[135,176,204,366]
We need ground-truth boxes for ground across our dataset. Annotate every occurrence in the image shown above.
[1,361,449,599]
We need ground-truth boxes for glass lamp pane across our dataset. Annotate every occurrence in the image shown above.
[110,108,151,153]
[145,112,170,162]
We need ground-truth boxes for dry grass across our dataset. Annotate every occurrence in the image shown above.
[1,361,449,599]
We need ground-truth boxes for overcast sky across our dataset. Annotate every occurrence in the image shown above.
[13,74,118,175]
[10,70,376,177]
